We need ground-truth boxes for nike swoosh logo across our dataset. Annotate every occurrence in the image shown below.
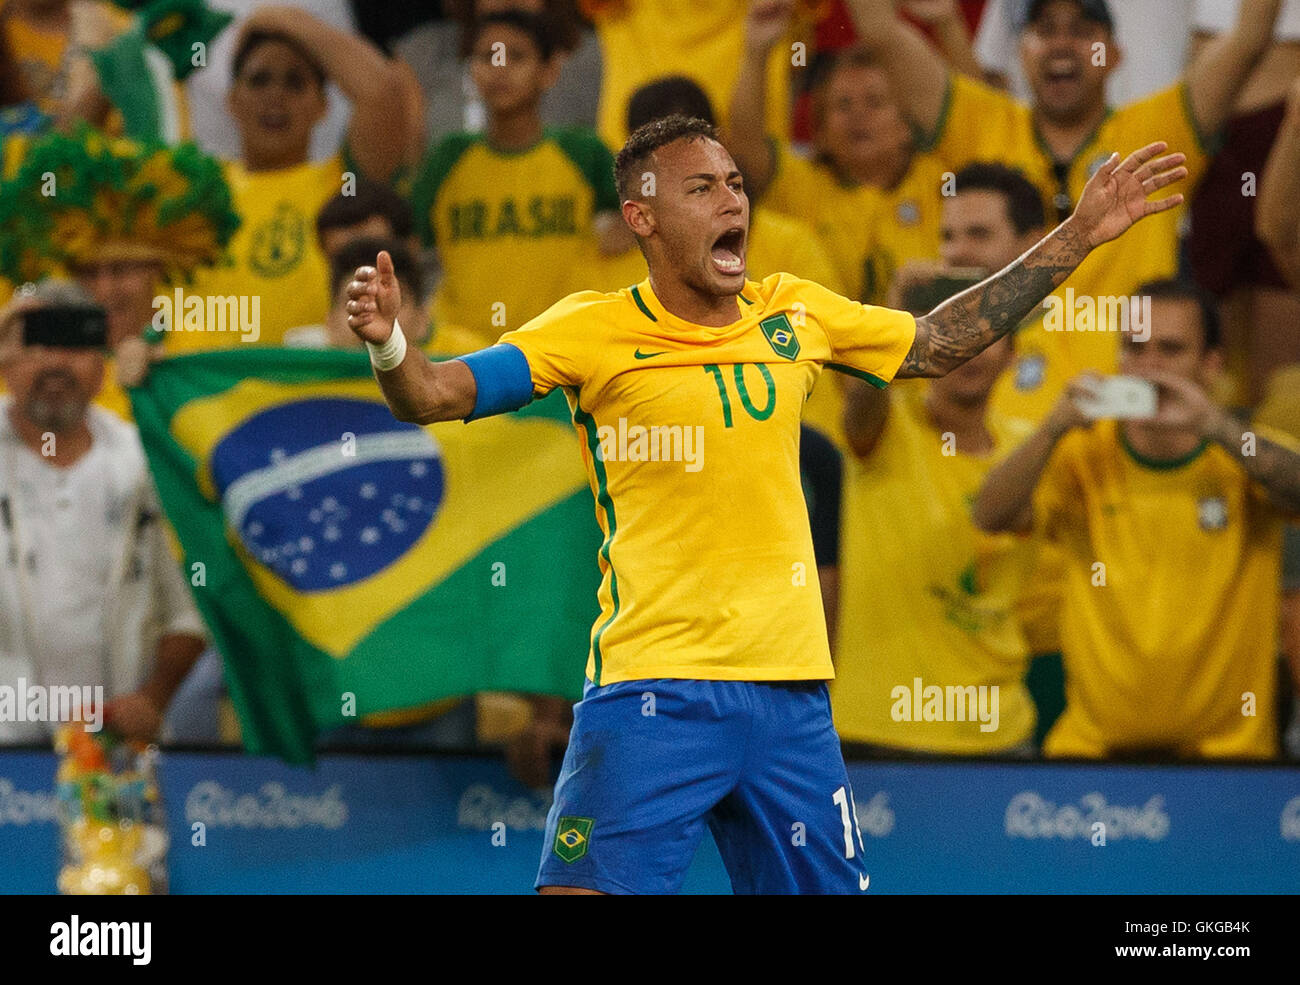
[859,873,871,892]
[634,349,669,359]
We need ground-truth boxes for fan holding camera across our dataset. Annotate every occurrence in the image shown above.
[0,279,208,745]
[0,127,239,418]
[973,280,1300,760]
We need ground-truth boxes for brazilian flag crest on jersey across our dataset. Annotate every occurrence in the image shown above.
[554,817,593,863]
[131,349,600,763]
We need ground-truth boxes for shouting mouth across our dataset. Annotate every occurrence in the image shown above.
[710,227,746,277]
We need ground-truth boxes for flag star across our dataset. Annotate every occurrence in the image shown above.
[291,558,308,576]
[407,497,423,512]
[360,527,380,544]
[409,461,427,477]
[299,536,313,553]
[309,509,322,524]
[330,562,347,580]
[269,448,286,463]
[322,496,338,511]
[324,525,341,542]
[247,521,264,537]
[360,483,377,499]
[286,486,302,500]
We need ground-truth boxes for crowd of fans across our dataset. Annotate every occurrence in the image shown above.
[1,0,1299,776]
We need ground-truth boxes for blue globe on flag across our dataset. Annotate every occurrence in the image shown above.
[209,398,444,591]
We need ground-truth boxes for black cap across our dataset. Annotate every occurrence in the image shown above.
[1025,0,1114,31]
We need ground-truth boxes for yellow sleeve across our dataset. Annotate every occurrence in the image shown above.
[494,293,603,397]
[797,278,916,387]
[925,73,1027,169]
[1113,82,1212,185]
[1032,433,1085,542]
[762,140,820,218]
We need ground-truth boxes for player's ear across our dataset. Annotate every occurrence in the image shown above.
[622,198,654,240]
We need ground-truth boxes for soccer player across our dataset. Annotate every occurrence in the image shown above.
[346,115,1185,894]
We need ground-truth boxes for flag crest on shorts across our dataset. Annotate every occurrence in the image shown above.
[132,349,600,762]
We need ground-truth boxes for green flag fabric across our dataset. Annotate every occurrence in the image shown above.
[131,349,600,763]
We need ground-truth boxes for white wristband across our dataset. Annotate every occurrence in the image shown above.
[367,319,408,371]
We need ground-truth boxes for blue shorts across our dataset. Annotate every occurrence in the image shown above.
[535,678,871,895]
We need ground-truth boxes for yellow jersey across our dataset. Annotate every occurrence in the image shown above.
[580,205,853,447]
[588,0,794,149]
[1036,421,1296,759]
[762,142,949,307]
[172,155,341,351]
[495,273,916,683]
[412,129,619,348]
[831,383,1038,751]
[922,75,1211,424]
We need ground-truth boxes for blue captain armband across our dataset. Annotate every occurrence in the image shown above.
[459,343,536,421]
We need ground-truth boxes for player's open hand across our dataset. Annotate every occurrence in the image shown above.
[1070,142,1188,249]
[346,250,403,345]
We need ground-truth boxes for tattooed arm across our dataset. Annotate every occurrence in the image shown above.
[1210,422,1300,514]
[1143,371,1300,514]
[897,143,1189,379]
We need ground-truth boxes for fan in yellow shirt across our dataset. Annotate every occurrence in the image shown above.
[172,5,411,352]
[974,281,1300,759]
[729,6,951,308]
[582,0,802,150]
[832,160,1050,755]
[848,0,1284,424]
[410,11,628,349]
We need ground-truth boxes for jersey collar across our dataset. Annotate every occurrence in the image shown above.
[631,279,759,330]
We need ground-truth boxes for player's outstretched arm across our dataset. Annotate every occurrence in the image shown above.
[896,142,1188,379]
[346,251,477,424]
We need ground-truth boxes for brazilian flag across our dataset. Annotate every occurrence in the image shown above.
[131,349,600,763]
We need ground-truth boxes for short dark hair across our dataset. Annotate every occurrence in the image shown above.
[464,9,556,61]
[626,76,716,133]
[316,179,415,247]
[1134,278,1222,352]
[951,162,1046,235]
[805,45,881,99]
[447,0,582,54]
[330,237,424,301]
[232,30,326,89]
[614,114,719,202]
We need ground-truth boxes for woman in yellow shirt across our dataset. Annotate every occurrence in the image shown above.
[175,6,414,350]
